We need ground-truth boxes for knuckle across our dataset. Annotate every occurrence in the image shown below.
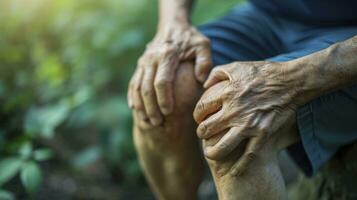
[199,37,210,45]
[142,86,153,97]
[154,78,170,90]
[159,45,175,56]
[246,151,256,161]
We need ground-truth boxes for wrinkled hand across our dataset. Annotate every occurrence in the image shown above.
[128,23,212,126]
[193,61,300,176]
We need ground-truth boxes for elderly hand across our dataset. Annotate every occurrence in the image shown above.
[193,61,301,176]
[128,23,212,127]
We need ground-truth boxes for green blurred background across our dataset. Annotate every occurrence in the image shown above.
[0,0,241,199]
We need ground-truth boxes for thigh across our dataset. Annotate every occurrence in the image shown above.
[198,3,283,66]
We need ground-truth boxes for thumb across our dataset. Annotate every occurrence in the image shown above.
[195,46,212,83]
[203,68,229,88]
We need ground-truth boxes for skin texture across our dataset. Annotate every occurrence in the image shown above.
[193,61,300,175]
[130,1,208,199]
[133,62,204,200]
[129,0,357,199]
[191,36,357,199]
[198,81,299,200]
[127,0,211,126]
[292,35,357,102]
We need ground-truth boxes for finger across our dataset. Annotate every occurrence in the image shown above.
[132,67,144,110]
[128,67,142,108]
[193,82,226,123]
[154,50,179,115]
[197,109,226,139]
[203,67,229,88]
[141,66,163,126]
[132,68,149,122]
[203,131,225,147]
[127,78,134,108]
[193,96,222,124]
[204,126,246,160]
[195,45,212,83]
[230,135,265,176]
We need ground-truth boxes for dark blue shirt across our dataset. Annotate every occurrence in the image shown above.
[250,0,357,24]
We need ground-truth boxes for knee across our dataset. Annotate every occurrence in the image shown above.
[133,61,202,130]
[204,133,279,178]
[170,62,202,117]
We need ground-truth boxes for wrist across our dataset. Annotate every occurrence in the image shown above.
[158,14,190,31]
[285,52,337,106]
[287,39,357,106]
[158,1,191,30]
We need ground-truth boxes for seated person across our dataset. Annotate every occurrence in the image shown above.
[128,0,357,199]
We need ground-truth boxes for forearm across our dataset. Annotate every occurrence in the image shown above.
[158,0,194,28]
[289,35,357,104]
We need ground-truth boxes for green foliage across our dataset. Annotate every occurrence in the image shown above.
[0,158,23,186]
[0,0,242,198]
[0,190,14,200]
[20,161,42,194]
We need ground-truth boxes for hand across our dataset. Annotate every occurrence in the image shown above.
[128,23,212,126]
[193,61,301,175]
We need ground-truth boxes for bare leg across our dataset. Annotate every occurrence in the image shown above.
[205,113,299,200]
[133,62,204,200]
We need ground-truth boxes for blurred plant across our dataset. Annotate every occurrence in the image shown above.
[0,142,53,195]
[0,0,240,198]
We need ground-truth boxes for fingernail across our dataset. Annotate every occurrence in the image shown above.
[196,127,204,138]
[161,107,173,116]
[198,74,206,83]
[150,117,163,126]
[128,103,134,109]
[203,80,210,88]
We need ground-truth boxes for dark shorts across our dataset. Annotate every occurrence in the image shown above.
[199,3,357,176]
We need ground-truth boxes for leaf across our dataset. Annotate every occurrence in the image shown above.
[33,148,54,161]
[18,142,33,159]
[20,161,42,194]
[72,146,101,168]
[0,157,23,186]
[0,190,14,200]
[24,102,70,138]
